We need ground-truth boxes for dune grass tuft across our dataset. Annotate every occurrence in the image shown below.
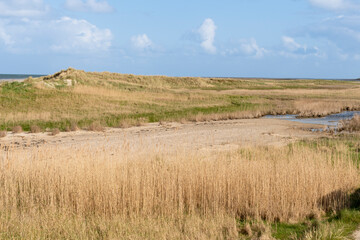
[50,128,60,136]
[30,125,41,133]
[12,125,23,134]
[0,131,6,138]
[88,121,104,132]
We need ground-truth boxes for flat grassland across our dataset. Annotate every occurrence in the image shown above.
[1,69,360,239]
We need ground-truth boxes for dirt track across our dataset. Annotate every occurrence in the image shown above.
[1,118,326,154]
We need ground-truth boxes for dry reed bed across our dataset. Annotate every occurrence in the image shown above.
[339,114,360,132]
[0,144,358,224]
[294,100,360,117]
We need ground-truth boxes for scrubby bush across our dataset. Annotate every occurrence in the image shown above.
[88,122,104,132]
[12,126,23,134]
[339,114,360,132]
[51,128,60,136]
[0,131,7,138]
[30,125,41,133]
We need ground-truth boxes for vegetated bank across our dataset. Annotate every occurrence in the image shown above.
[0,68,360,132]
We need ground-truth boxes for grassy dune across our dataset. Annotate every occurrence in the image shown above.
[0,135,359,239]
[1,68,360,131]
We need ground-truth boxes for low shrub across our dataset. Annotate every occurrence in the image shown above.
[51,128,60,136]
[30,125,42,133]
[339,114,360,132]
[88,122,104,132]
[12,126,23,134]
[0,131,7,138]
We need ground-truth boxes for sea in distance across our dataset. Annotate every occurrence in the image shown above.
[0,74,45,81]
[0,73,358,82]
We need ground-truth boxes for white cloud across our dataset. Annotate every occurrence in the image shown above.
[0,30,13,46]
[282,36,303,51]
[240,39,267,58]
[0,22,14,46]
[50,17,113,52]
[0,0,49,17]
[309,0,346,10]
[281,36,321,58]
[223,38,267,58]
[308,0,360,10]
[0,17,112,53]
[131,34,153,50]
[65,0,113,13]
[198,18,217,54]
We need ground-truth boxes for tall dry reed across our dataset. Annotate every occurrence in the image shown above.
[0,144,357,223]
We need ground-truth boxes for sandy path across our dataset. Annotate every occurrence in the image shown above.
[354,231,360,240]
[1,118,325,154]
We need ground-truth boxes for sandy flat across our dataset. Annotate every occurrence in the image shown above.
[354,229,360,240]
[0,118,326,154]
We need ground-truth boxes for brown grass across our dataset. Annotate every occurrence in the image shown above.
[50,128,60,136]
[30,125,41,133]
[0,141,358,238]
[1,144,357,221]
[339,114,360,132]
[88,121,105,132]
[295,100,360,117]
[0,131,6,138]
[65,123,79,132]
[70,122,79,131]
[12,125,23,134]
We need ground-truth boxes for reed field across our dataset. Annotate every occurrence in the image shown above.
[0,135,359,239]
[0,68,360,131]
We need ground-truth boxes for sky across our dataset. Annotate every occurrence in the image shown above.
[0,0,360,78]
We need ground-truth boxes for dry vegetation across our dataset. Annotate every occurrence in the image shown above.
[339,114,360,132]
[30,125,41,133]
[0,131,6,138]
[50,128,60,136]
[0,68,359,131]
[0,139,358,239]
[11,125,22,134]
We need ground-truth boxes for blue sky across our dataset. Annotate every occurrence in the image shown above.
[0,0,360,78]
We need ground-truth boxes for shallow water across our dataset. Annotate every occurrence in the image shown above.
[264,111,360,127]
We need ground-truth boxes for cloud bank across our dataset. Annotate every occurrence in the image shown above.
[0,0,49,17]
[50,17,113,52]
[0,16,113,53]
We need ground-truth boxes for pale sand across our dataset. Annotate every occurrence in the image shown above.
[354,230,360,240]
[1,118,325,154]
